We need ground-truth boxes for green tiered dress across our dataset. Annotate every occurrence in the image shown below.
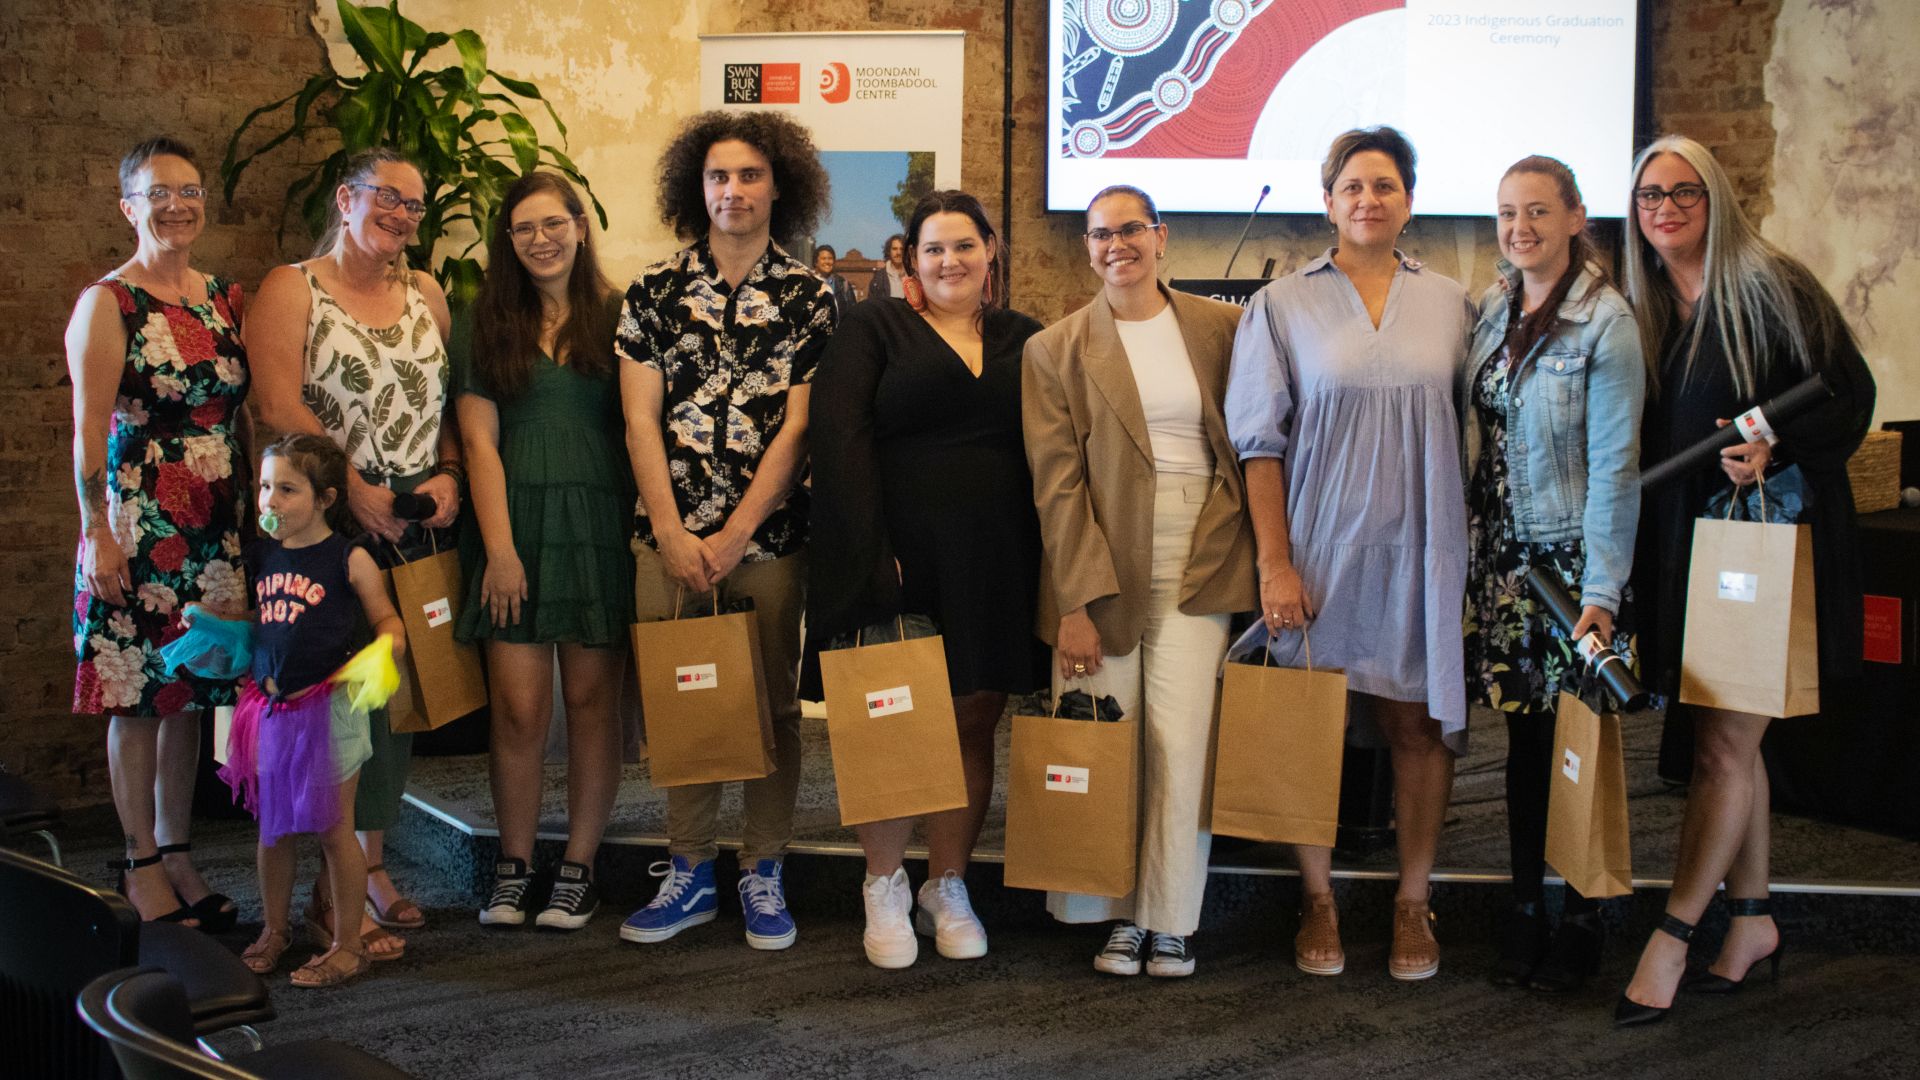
[451,311,634,647]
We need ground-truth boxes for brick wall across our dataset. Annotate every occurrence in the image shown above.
[0,0,325,801]
[0,0,1789,806]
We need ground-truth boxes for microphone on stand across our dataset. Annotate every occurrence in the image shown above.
[1260,257,1276,279]
[1223,184,1271,277]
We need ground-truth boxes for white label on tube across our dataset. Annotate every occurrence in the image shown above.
[1735,405,1780,446]
[1045,765,1090,793]
[1718,572,1759,603]
[1577,632,1606,665]
[1562,748,1582,784]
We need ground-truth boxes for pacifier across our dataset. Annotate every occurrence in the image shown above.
[258,509,281,534]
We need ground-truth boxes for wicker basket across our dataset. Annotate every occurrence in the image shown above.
[1848,430,1903,513]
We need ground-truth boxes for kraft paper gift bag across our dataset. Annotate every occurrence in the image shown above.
[1003,699,1140,898]
[385,542,487,733]
[1210,628,1347,848]
[1545,690,1633,899]
[631,590,774,787]
[1679,480,1820,718]
[818,621,966,826]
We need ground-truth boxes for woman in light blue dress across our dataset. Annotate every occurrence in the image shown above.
[1225,126,1473,982]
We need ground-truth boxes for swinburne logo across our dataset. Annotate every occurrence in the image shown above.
[819,61,850,103]
[723,63,800,104]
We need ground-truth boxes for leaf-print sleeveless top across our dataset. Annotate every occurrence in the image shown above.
[300,267,449,478]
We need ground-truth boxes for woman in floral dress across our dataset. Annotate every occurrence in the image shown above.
[68,137,250,929]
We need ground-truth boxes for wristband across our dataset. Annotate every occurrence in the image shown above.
[431,461,467,487]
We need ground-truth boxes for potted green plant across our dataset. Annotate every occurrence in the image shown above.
[220,0,605,306]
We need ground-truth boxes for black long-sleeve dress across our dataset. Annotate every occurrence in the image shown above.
[1635,277,1877,719]
[804,298,1050,698]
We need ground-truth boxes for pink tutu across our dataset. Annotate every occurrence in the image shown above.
[218,680,343,846]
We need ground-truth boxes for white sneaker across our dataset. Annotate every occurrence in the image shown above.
[861,868,918,969]
[915,870,988,960]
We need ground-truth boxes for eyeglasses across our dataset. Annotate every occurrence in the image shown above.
[1633,184,1708,211]
[125,185,206,204]
[349,182,427,219]
[1084,220,1159,244]
[510,216,576,244]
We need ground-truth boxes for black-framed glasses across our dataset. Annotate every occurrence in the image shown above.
[1085,220,1159,244]
[1633,184,1707,211]
[125,185,206,204]
[349,182,427,218]
[510,216,577,244]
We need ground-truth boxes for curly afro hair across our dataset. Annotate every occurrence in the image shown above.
[656,110,831,248]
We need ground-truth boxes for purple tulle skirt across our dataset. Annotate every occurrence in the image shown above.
[218,680,343,846]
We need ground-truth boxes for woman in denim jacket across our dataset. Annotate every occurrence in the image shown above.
[1461,156,1643,994]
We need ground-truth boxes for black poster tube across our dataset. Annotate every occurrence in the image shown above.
[1640,373,1833,490]
[1525,565,1649,711]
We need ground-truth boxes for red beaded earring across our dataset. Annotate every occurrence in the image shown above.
[981,266,994,307]
[903,275,926,312]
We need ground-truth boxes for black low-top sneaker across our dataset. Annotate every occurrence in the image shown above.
[479,857,535,927]
[1094,922,1147,976]
[536,860,600,930]
[1147,932,1195,977]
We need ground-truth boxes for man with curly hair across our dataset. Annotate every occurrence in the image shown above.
[615,110,834,953]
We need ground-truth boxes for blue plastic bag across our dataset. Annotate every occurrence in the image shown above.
[158,604,253,681]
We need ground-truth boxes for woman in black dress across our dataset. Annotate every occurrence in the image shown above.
[809,190,1047,969]
[1615,136,1876,1026]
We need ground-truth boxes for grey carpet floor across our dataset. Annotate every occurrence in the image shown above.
[407,705,1920,883]
[46,804,1920,1080]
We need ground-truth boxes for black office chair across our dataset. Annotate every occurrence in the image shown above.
[78,967,413,1079]
[0,765,62,866]
[0,848,274,1077]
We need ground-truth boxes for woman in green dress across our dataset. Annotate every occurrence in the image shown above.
[456,172,633,931]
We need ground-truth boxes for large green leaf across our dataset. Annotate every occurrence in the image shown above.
[489,72,567,140]
[336,0,405,76]
[440,256,484,311]
[499,113,539,174]
[452,30,486,92]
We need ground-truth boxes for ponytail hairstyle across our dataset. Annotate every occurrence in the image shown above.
[471,171,616,400]
[1622,134,1856,399]
[312,147,421,282]
[261,433,353,535]
[1500,155,1608,369]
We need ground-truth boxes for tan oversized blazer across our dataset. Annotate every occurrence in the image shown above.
[1022,285,1258,653]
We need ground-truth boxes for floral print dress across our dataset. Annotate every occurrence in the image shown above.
[1463,349,1635,715]
[73,278,250,716]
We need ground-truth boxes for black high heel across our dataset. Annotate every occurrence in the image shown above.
[156,842,239,934]
[1683,898,1783,994]
[110,852,198,925]
[1614,913,1695,1027]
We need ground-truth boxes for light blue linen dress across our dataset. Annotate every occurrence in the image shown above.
[1225,249,1475,751]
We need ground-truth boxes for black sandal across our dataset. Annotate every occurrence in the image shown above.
[1614,913,1695,1027]
[156,842,239,934]
[1684,898,1784,993]
[110,852,198,926]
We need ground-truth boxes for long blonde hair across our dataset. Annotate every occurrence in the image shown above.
[1621,135,1854,398]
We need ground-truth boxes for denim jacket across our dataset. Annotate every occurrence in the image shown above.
[1460,262,1645,613]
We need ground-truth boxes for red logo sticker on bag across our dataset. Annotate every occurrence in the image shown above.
[675,663,718,691]
[866,685,913,717]
[1045,765,1089,793]
[1864,595,1903,665]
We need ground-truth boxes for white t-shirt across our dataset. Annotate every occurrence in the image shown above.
[1114,303,1213,477]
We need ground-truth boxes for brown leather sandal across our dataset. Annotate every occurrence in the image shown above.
[1389,898,1441,981]
[364,863,426,929]
[241,927,292,974]
[289,943,370,989]
[1295,892,1346,976]
[306,884,407,961]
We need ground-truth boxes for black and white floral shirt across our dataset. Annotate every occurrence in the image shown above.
[616,238,834,561]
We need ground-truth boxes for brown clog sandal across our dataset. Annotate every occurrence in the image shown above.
[1389,898,1441,981]
[365,863,426,929]
[1295,891,1346,976]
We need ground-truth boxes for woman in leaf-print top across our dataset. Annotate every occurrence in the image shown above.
[68,137,250,929]
[248,147,457,953]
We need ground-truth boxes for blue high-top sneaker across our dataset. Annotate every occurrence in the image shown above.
[619,855,718,943]
[737,857,797,951]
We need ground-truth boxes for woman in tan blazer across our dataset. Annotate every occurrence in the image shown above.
[1022,185,1257,978]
